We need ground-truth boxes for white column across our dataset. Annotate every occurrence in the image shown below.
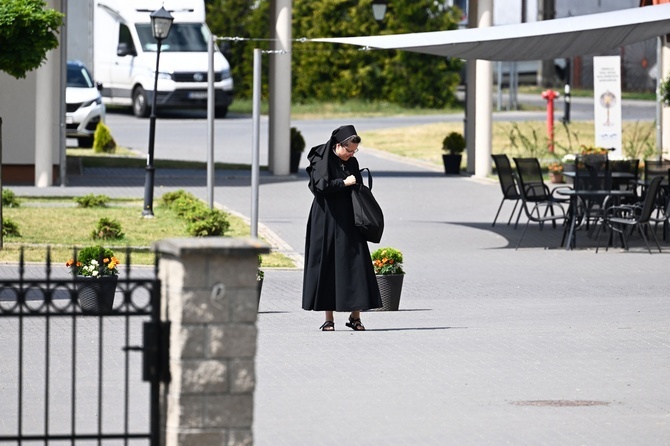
[34,0,62,187]
[465,0,478,174]
[268,0,292,175]
[474,0,493,178]
[662,38,670,157]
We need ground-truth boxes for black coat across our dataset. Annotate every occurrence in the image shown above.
[302,148,382,312]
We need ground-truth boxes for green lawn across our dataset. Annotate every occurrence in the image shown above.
[1,197,293,268]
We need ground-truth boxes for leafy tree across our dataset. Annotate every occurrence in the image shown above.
[206,0,271,100]
[207,0,462,108]
[0,0,64,79]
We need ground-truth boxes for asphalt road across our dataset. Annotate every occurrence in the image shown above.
[102,94,657,166]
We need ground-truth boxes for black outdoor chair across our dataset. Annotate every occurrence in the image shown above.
[609,158,639,196]
[491,154,522,228]
[513,157,570,206]
[648,168,670,241]
[596,176,664,254]
[641,158,670,197]
[512,158,568,250]
[574,153,612,231]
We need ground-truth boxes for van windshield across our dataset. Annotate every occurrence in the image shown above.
[136,23,208,52]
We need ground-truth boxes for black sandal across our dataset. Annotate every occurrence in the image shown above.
[345,316,365,331]
[319,320,335,331]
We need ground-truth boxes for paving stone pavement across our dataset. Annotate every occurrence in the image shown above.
[3,145,670,445]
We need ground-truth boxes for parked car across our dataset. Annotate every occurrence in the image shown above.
[66,60,105,147]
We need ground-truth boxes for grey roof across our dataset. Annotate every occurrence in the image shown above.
[312,4,670,61]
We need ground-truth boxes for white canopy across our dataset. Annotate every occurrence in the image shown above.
[312,4,670,61]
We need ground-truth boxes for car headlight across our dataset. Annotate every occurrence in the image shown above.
[158,72,173,80]
[81,97,103,108]
[221,68,231,80]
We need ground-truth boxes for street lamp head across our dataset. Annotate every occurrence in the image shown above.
[150,6,174,40]
[372,0,388,22]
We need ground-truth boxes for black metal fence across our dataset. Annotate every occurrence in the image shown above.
[0,248,167,445]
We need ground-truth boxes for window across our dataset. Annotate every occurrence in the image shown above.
[135,23,208,53]
[66,64,94,88]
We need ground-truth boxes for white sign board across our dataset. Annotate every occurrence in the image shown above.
[593,56,622,156]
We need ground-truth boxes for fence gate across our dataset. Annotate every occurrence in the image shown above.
[0,249,168,445]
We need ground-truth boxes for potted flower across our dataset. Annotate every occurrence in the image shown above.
[442,131,466,175]
[66,245,120,314]
[290,127,306,174]
[371,247,405,311]
[579,145,609,155]
[562,154,577,185]
[547,161,564,184]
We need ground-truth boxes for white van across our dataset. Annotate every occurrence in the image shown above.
[94,0,233,118]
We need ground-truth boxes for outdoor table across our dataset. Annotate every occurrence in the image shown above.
[563,171,636,181]
[556,189,635,250]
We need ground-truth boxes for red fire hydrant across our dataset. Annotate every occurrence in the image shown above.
[541,89,560,153]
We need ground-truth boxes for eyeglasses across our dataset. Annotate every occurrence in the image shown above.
[340,144,359,154]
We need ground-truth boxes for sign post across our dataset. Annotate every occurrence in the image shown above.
[593,56,622,156]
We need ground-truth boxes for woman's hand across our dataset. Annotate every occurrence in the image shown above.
[344,175,357,186]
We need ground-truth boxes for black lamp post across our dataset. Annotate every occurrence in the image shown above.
[142,6,174,217]
[372,0,388,21]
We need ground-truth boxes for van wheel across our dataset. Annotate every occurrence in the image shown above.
[132,87,150,118]
[215,106,228,119]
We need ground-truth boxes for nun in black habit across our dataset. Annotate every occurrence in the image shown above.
[302,125,382,331]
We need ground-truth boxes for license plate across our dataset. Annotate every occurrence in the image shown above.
[188,92,208,99]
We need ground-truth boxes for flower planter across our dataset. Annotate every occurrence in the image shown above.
[549,172,564,184]
[442,154,462,175]
[290,152,302,174]
[372,274,404,311]
[76,275,118,315]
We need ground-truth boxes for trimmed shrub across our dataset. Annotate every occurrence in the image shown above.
[171,196,208,219]
[186,209,230,237]
[2,217,20,237]
[159,189,190,207]
[160,189,229,237]
[75,194,110,208]
[93,122,117,153]
[2,189,20,207]
[91,217,125,240]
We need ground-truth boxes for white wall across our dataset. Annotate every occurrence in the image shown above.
[0,72,38,164]
[67,0,95,69]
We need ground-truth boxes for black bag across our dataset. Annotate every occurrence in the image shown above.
[351,168,384,243]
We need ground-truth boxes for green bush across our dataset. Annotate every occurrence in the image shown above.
[0,0,64,79]
[291,127,306,153]
[91,217,124,240]
[93,122,117,153]
[442,132,466,155]
[2,189,20,207]
[159,189,191,207]
[160,190,230,237]
[2,217,20,237]
[171,195,208,219]
[186,209,230,237]
[74,194,110,208]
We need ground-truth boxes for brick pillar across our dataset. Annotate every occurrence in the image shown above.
[154,237,270,446]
